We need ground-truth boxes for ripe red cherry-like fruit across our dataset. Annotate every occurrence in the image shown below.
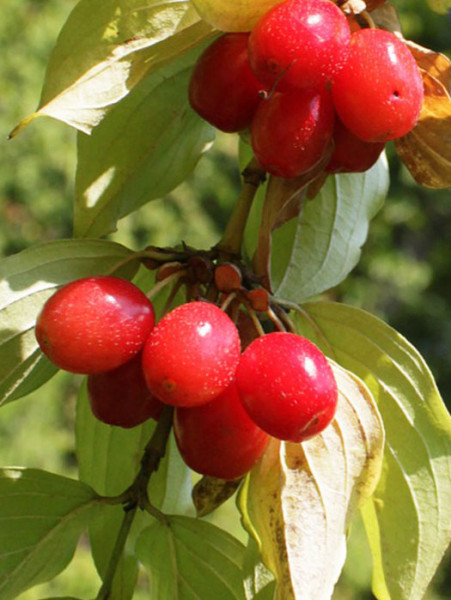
[87,353,163,428]
[142,301,241,407]
[236,332,338,442]
[332,28,424,142]
[248,0,351,91]
[251,87,334,178]
[326,117,385,173]
[174,380,269,480]
[189,33,263,133]
[35,276,155,374]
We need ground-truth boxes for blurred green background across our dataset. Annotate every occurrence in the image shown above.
[1,0,449,598]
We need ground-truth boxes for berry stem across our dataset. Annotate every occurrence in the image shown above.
[147,270,187,300]
[360,10,376,29]
[275,299,336,358]
[274,304,298,334]
[161,277,184,316]
[266,305,287,331]
[95,405,174,599]
[216,158,266,258]
[246,304,266,337]
[105,248,183,277]
[220,291,238,312]
[95,504,137,600]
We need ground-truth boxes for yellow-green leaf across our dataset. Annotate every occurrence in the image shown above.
[239,363,384,600]
[74,57,214,238]
[426,0,451,15]
[12,0,213,135]
[191,0,285,32]
[293,301,451,600]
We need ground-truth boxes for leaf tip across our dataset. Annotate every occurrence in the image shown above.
[8,113,40,140]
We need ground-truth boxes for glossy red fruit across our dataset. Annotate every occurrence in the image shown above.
[142,301,241,407]
[248,0,351,91]
[251,87,334,178]
[236,332,338,442]
[35,276,155,374]
[87,353,163,428]
[326,117,385,173]
[174,381,269,480]
[189,33,264,132]
[332,28,424,142]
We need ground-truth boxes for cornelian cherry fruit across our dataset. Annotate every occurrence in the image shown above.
[87,353,163,428]
[248,0,351,91]
[236,332,338,442]
[142,301,241,407]
[189,33,263,132]
[174,380,269,480]
[35,276,155,374]
[251,87,334,178]
[326,117,385,173]
[332,29,424,142]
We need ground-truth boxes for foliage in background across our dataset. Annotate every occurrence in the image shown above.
[0,1,450,599]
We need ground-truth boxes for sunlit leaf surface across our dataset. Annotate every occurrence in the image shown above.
[239,363,384,600]
[294,301,451,600]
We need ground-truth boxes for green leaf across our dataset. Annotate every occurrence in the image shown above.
[13,0,213,135]
[0,468,101,600]
[75,382,192,598]
[149,432,193,516]
[136,516,246,599]
[293,301,451,600]
[238,363,384,599]
[242,537,276,600]
[273,156,389,301]
[0,239,138,407]
[74,53,214,238]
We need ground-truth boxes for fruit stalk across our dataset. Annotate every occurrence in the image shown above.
[216,158,266,257]
[95,505,137,600]
[95,405,174,599]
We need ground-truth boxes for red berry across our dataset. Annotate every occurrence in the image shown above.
[87,353,163,428]
[174,380,269,480]
[332,29,424,142]
[189,33,263,133]
[248,0,351,91]
[326,117,385,173]
[35,276,155,374]
[142,301,241,407]
[251,87,334,178]
[236,332,338,442]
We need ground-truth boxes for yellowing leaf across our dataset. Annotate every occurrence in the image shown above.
[11,0,213,135]
[191,0,285,32]
[193,476,242,517]
[406,41,451,89]
[426,0,451,15]
[239,363,384,600]
[293,301,451,600]
[395,70,451,188]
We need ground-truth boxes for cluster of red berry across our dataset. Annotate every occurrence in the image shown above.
[35,275,338,480]
[189,0,424,178]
